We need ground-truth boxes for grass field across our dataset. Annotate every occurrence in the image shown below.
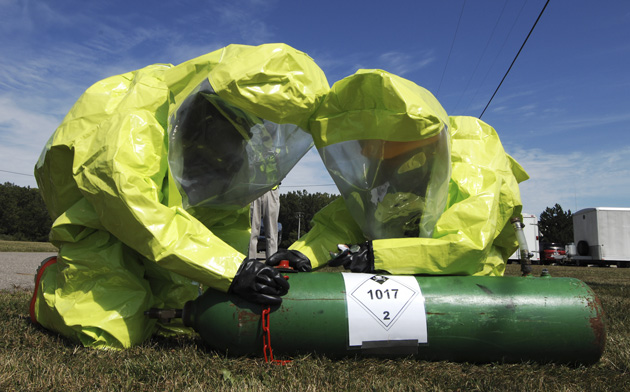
[1,264,629,391]
[0,240,57,252]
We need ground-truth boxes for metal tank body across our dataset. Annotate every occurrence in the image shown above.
[182,272,605,364]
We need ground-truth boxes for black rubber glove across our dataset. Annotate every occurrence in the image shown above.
[328,241,374,273]
[228,259,290,305]
[266,249,312,272]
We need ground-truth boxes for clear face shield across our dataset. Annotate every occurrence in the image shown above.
[168,79,314,209]
[319,128,451,239]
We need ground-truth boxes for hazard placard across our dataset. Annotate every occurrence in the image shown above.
[342,273,428,347]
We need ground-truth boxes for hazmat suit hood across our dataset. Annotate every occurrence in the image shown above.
[310,70,451,239]
[167,44,329,209]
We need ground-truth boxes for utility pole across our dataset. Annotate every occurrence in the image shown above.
[295,212,304,239]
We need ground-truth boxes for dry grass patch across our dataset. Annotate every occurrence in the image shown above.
[0,240,57,252]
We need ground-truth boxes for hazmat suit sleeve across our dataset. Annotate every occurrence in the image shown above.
[291,116,528,276]
[37,64,243,293]
[289,197,366,269]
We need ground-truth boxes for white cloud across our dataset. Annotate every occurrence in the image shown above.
[377,50,435,76]
[162,41,229,66]
[511,146,630,216]
[0,95,60,187]
[546,112,630,134]
[209,1,276,44]
[0,95,59,149]
[310,48,438,86]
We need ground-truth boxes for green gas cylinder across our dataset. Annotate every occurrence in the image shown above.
[182,272,605,364]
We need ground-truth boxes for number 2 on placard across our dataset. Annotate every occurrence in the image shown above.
[383,311,390,320]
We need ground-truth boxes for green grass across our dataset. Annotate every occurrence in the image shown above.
[0,240,57,252]
[1,265,629,391]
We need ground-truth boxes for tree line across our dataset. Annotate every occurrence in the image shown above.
[277,190,339,249]
[1,180,573,247]
[278,198,576,248]
[0,182,52,242]
[0,182,339,246]
[279,195,576,247]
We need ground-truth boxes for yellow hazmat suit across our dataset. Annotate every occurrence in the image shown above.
[290,70,528,276]
[32,44,329,348]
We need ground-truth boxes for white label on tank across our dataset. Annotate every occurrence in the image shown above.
[342,273,428,347]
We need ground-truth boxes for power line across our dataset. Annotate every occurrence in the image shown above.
[479,0,551,119]
[437,0,467,97]
[0,169,33,177]
[452,0,509,114]
[464,0,528,114]
[0,167,336,188]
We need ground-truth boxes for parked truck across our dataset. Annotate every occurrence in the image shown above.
[509,213,540,264]
[566,207,630,267]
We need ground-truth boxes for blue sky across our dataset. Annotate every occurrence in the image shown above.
[1,0,629,217]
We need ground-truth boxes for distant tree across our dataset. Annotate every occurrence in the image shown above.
[0,182,19,238]
[538,203,573,245]
[278,190,339,248]
[0,182,52,242]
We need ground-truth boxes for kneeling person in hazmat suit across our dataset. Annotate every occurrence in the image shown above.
[31,44,329,349]
[268,70,528,275]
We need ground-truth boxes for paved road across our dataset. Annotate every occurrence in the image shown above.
[0,249,273,292]
[0,252,57,291]
[0,251,267,292]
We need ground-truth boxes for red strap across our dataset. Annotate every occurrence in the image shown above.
[29,256,58,324]
[262,307,291,365]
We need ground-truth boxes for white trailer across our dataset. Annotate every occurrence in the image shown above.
[509,213,540,263]
[568,207,630,267]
